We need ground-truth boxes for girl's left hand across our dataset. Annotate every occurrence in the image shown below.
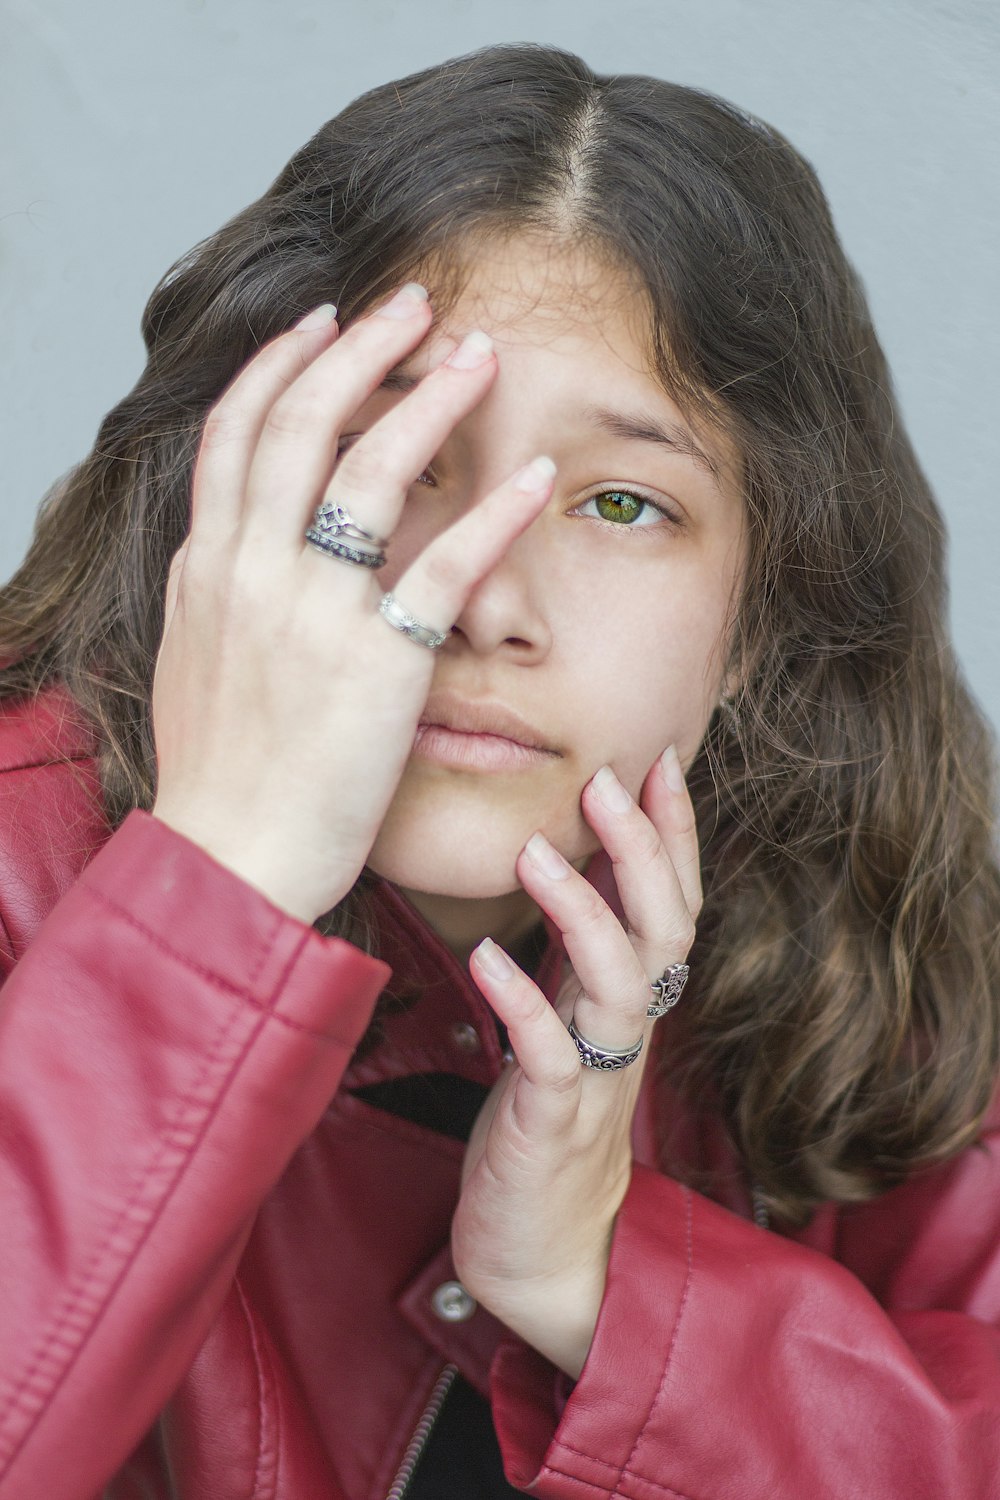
[452,745,701,1379]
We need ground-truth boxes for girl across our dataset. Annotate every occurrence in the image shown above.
[1,41,998,1500]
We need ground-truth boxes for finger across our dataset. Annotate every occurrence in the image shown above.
[240,284,441,544]
[190,305,340,544]
[382,456,557,641]
[639,745,703,919]
[308,329,499,546]
[469,939,582,1133]
[578,764,698,984]
[514,833,651,1053]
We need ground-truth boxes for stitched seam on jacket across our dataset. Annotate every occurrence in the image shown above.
[0,905,14,968]
[536,1467,612,1496]
[616,1185,696,1492]
[541,1462,702,1500]
[79,879,279,996]
[0,990,269,1477]
[236,1280,276,1500]
[75,884,353,1046]
[549,1444,623,1477]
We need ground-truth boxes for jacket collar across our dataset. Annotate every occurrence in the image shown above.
[343,851,623,1093]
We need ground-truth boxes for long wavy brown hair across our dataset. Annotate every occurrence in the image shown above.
[2,43,998,1225]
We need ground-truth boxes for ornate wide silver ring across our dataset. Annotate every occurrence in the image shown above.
[378,592,449,651]
[567,1018,644,1071]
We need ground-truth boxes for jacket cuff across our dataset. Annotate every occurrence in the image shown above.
[79,810,391,1045]
[491,1164,694,1494]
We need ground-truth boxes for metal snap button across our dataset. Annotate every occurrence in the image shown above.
[431,1280,477,1322]
[450,1021,481,1054]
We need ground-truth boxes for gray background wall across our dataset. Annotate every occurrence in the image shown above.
[2,0,997,729]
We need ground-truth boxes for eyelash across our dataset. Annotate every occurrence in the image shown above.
[573,488,681,532]
[336,441,681,530]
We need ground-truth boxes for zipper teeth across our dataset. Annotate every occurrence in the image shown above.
[384,1363,459,1500]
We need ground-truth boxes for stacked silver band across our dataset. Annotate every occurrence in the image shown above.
[305,499,388,569]
[304,500,449,651]
[304,530,386,568]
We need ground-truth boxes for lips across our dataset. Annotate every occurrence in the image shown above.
[418,694,557,754]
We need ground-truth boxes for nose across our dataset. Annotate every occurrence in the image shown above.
[445,522,553,662]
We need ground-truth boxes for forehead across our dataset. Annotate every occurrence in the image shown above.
[408,234,739,490]
[424,234,655,368]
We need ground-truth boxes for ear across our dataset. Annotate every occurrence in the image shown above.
[717,669,742,710]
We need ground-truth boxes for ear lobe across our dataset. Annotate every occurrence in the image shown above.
[717,672,741,711]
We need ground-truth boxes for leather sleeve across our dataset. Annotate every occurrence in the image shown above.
[0,810,391,1500]
[491,1149,1000,1499]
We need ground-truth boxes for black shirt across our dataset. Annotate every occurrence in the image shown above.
[351,922,552,1497]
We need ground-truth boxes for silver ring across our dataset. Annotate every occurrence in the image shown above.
[304,529,386,569]
[310,499,389,549]
[378,592,449,651]
[647,962,690,1019]
[568,1018,643,1071]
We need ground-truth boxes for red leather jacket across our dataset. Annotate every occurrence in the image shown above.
[1,689,999,1500]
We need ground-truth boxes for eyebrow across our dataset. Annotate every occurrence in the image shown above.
[584,405,722,486]
[380,370,421,393]
[378,372,723,487]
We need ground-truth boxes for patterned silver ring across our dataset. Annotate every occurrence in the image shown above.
[304,529,386,569]
[647,962,690,1019]
[378,592,450,651]
[568,1018,643,1072]
[309,499,389,549]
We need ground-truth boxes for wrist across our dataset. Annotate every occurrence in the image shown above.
[150,803,326,925]
[470,1257,607,1381]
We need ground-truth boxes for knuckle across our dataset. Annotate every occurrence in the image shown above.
[227,549,277,610]
[548,1062,582,1097]
[673,915,698,953]
[334,441,394,498]
[174,541,207,593]
[419,544,466,597]
[676,808,699,839]
[574,882,610,928]
[633,819,664,864]
[262,395,316,442]
[199,404,243,454]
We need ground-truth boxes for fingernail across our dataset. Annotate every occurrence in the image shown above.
[524,832,572,880]
[297,303,338,331]
[593,765,632,814]
[659,744,686,794]
[445,329,494,369]
[376,283,429,319]
[475,936,516,981]
[515,455,557,493]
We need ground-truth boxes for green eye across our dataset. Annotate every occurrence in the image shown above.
[593,490,647,525]
[590,492,659,528]
[575,487,680,532]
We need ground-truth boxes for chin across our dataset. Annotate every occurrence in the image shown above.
[367,818,525,899]
[366,768,592,899]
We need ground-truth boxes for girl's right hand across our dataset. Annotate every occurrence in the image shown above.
[150,285,555,924]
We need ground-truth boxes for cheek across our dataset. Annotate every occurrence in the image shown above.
[555,550,731,780]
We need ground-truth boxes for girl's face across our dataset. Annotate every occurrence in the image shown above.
[364,238,745,913]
